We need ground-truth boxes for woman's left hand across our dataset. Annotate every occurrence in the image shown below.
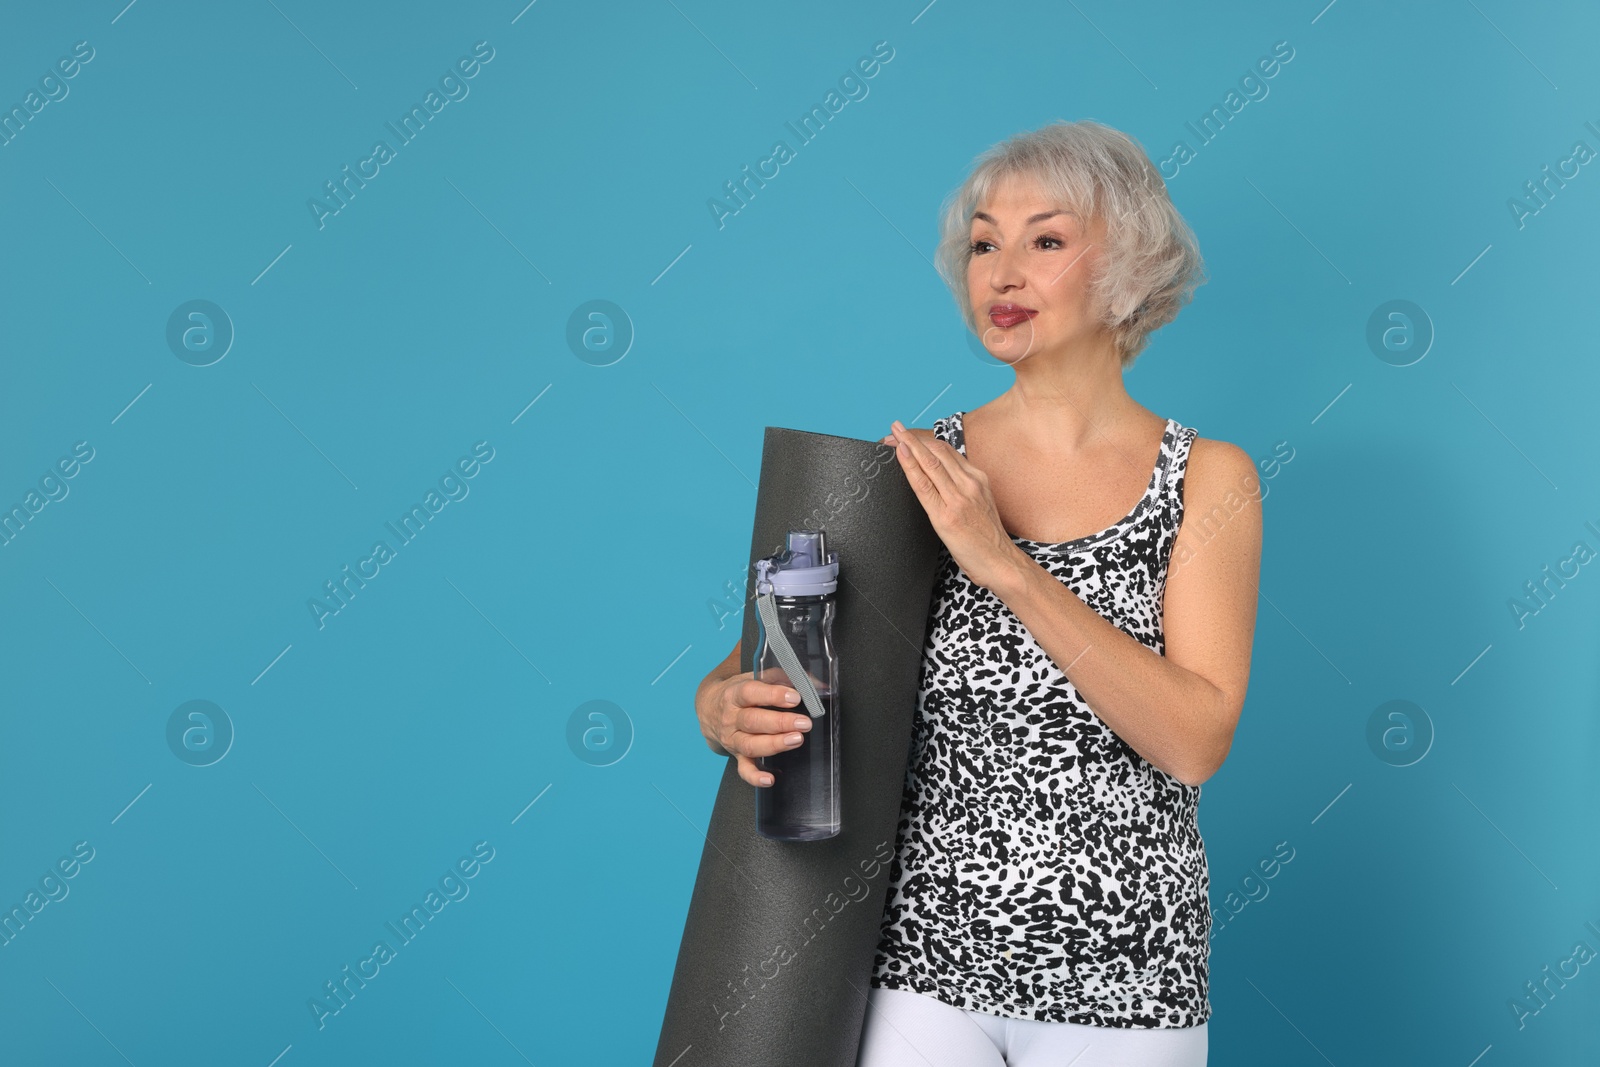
[882,420,1026,594]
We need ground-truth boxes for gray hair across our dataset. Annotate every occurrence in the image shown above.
[933,119,1206,368]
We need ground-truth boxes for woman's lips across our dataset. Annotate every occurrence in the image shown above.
[989,306,1038,328]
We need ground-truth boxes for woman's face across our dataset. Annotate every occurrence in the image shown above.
[965,172,1108,364]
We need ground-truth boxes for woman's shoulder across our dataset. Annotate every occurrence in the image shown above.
[1175,431,1263,525]
[1181,431,1252,480]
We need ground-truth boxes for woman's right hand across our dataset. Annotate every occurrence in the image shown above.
[696,670,811,788]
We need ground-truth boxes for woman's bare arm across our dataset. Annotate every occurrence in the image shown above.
[698,638,742,756]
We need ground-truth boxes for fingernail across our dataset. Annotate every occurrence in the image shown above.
[784,691,799,704]
[760,774,773,786]
[783,733,803,746]
[793,717,811,731]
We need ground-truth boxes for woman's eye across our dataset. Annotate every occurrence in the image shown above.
[969,235,1063,254]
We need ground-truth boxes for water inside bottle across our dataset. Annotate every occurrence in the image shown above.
[756,690,839,841]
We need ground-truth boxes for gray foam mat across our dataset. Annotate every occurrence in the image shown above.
[654,425,945,1067]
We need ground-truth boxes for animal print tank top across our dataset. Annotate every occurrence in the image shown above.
[870,410,1210,1028]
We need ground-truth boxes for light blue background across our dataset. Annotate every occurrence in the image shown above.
[2,1,1597,1064]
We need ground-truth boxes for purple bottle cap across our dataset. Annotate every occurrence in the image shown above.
[755,529,839,596]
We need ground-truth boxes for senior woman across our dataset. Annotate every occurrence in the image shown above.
[693,119,1261,1067]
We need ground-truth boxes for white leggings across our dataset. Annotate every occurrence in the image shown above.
[857,986,1208,1067]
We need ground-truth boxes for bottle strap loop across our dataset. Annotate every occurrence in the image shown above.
[754,591,827,719]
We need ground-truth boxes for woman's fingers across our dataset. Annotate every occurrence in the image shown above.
[887,426,934,499]
[735,754,770,788]
[893,421,959,499]
[735,677,803,713]
[731,720,808,786]
[713,679,810,781]
[725,723,808,758]
[704,673,809,788]
[735,703,812,739]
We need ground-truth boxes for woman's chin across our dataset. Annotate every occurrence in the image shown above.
[977,328,1041,364]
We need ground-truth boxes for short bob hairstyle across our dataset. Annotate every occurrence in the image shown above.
[934,119,1206,368]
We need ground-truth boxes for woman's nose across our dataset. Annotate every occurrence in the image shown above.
[986,247,1025,289]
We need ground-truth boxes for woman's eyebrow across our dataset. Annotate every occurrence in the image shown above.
[971,209,1079,226]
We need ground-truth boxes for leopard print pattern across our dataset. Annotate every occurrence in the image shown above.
[869,410,1210,1028]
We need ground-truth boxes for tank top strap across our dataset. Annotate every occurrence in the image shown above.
[1162,422,1200,518]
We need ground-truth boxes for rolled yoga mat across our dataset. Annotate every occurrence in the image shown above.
[653,425,945,1067]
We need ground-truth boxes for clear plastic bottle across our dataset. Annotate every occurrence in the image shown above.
[752,529,840,841]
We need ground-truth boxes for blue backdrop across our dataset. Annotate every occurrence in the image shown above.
[2,1,1597,1064]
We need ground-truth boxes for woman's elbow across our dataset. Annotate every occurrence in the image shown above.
[1179,732,1236,787]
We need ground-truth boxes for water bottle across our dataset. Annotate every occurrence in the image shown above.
[752,529,840,841]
